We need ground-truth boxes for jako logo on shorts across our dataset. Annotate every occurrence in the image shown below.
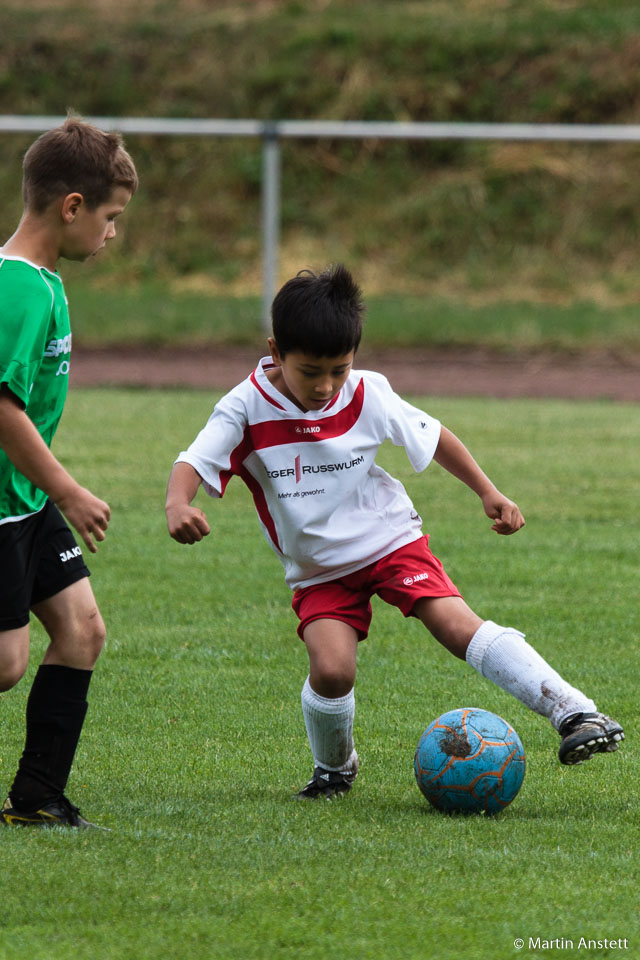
[403,572,429,585]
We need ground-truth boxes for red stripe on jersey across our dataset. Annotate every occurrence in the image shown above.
[219,428,252,496]
[248,378,365,450]
[217,377,365,552]
[219,425,282,553]
[250,369,286,410]
[238,463,282,553]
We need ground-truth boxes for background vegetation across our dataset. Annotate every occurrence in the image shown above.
[2,0,640,337]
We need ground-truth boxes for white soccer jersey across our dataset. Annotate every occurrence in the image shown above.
[177,357,441,590]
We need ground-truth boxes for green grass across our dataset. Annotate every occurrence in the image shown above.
[66,280,263,347]
[65,278,640,353]
[1,387,638,959]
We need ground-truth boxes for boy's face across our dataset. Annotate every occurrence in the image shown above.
[268,339,355,412]
[60,185,132,262]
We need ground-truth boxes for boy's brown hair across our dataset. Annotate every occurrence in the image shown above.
[22,116,138,213]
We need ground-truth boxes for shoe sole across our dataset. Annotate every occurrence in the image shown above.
[0,812,108,830]
[559,729,624,766]
[296,781,355,800]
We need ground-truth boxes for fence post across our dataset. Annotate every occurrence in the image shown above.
[261,124,281,333]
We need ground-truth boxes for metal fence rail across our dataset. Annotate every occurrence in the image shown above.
[3,115,640,327]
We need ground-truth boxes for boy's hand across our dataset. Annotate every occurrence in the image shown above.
[166,503,211,544]
[56,485,111,553]
[481,491,525,536]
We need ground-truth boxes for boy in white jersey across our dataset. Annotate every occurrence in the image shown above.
[166,265,624,799]
[0,118,137,827]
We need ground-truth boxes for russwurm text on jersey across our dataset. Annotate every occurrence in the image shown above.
[265,454,365,482]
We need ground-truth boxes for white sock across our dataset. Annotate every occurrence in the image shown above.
[466,620,597,730]
[301,677,357,772]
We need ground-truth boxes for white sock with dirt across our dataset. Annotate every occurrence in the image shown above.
[301,677,357,773]
[465,620,597,731]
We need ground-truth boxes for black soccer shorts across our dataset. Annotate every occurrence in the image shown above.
[0,500,91,630]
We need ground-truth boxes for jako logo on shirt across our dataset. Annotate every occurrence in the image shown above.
[266,454,365,483]
[59,546,82,563]
[403,572,429,585]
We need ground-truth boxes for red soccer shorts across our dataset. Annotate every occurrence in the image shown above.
[292,535,462,641]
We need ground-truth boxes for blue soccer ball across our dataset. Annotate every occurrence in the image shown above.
[414,707,525,815]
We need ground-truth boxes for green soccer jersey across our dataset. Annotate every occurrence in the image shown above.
[0,255,72,522]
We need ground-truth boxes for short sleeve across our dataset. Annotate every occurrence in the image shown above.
[378,376,441,472]
[175,388,248,498]
[0,268,52,407]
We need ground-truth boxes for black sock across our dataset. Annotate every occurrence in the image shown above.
[9,664,93,811]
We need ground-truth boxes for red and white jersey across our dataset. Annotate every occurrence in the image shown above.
[177,357,441,590]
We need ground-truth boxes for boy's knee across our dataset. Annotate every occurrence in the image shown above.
[304,620,358,698]
[310,663,355,699]
[0,628,29,691]
[0,654,28,692]
[82,611,106,664]
[0,669,26,692]
[56,608,106,669]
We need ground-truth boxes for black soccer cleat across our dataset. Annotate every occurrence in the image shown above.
[297,756,359,800]
[558,712,625,766]
[0,795,107,830]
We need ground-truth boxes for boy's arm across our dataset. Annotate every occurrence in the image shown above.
[0,387,110,552]
[165,461,211,544]
[434,425,525,535]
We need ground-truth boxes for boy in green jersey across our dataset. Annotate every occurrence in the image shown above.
[0,118,138,828]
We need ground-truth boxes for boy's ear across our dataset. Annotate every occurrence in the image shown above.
[61,193,85,223]
[267,337,283,366]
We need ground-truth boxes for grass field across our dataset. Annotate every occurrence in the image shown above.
[63,278,640,354]
[1,387,638,960]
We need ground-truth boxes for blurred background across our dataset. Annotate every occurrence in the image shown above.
[2,0,640,353]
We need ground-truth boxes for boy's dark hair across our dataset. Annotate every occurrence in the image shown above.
[23,116,139,213]
[271,264,364,358]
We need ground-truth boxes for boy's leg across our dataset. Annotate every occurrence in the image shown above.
[413,594,594,725]
[414,596,623,763]
[298,618,359,798]
[0,626,30,692]
[412,595,483,660]
[305,616,358,700]
[1,577,105,827]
